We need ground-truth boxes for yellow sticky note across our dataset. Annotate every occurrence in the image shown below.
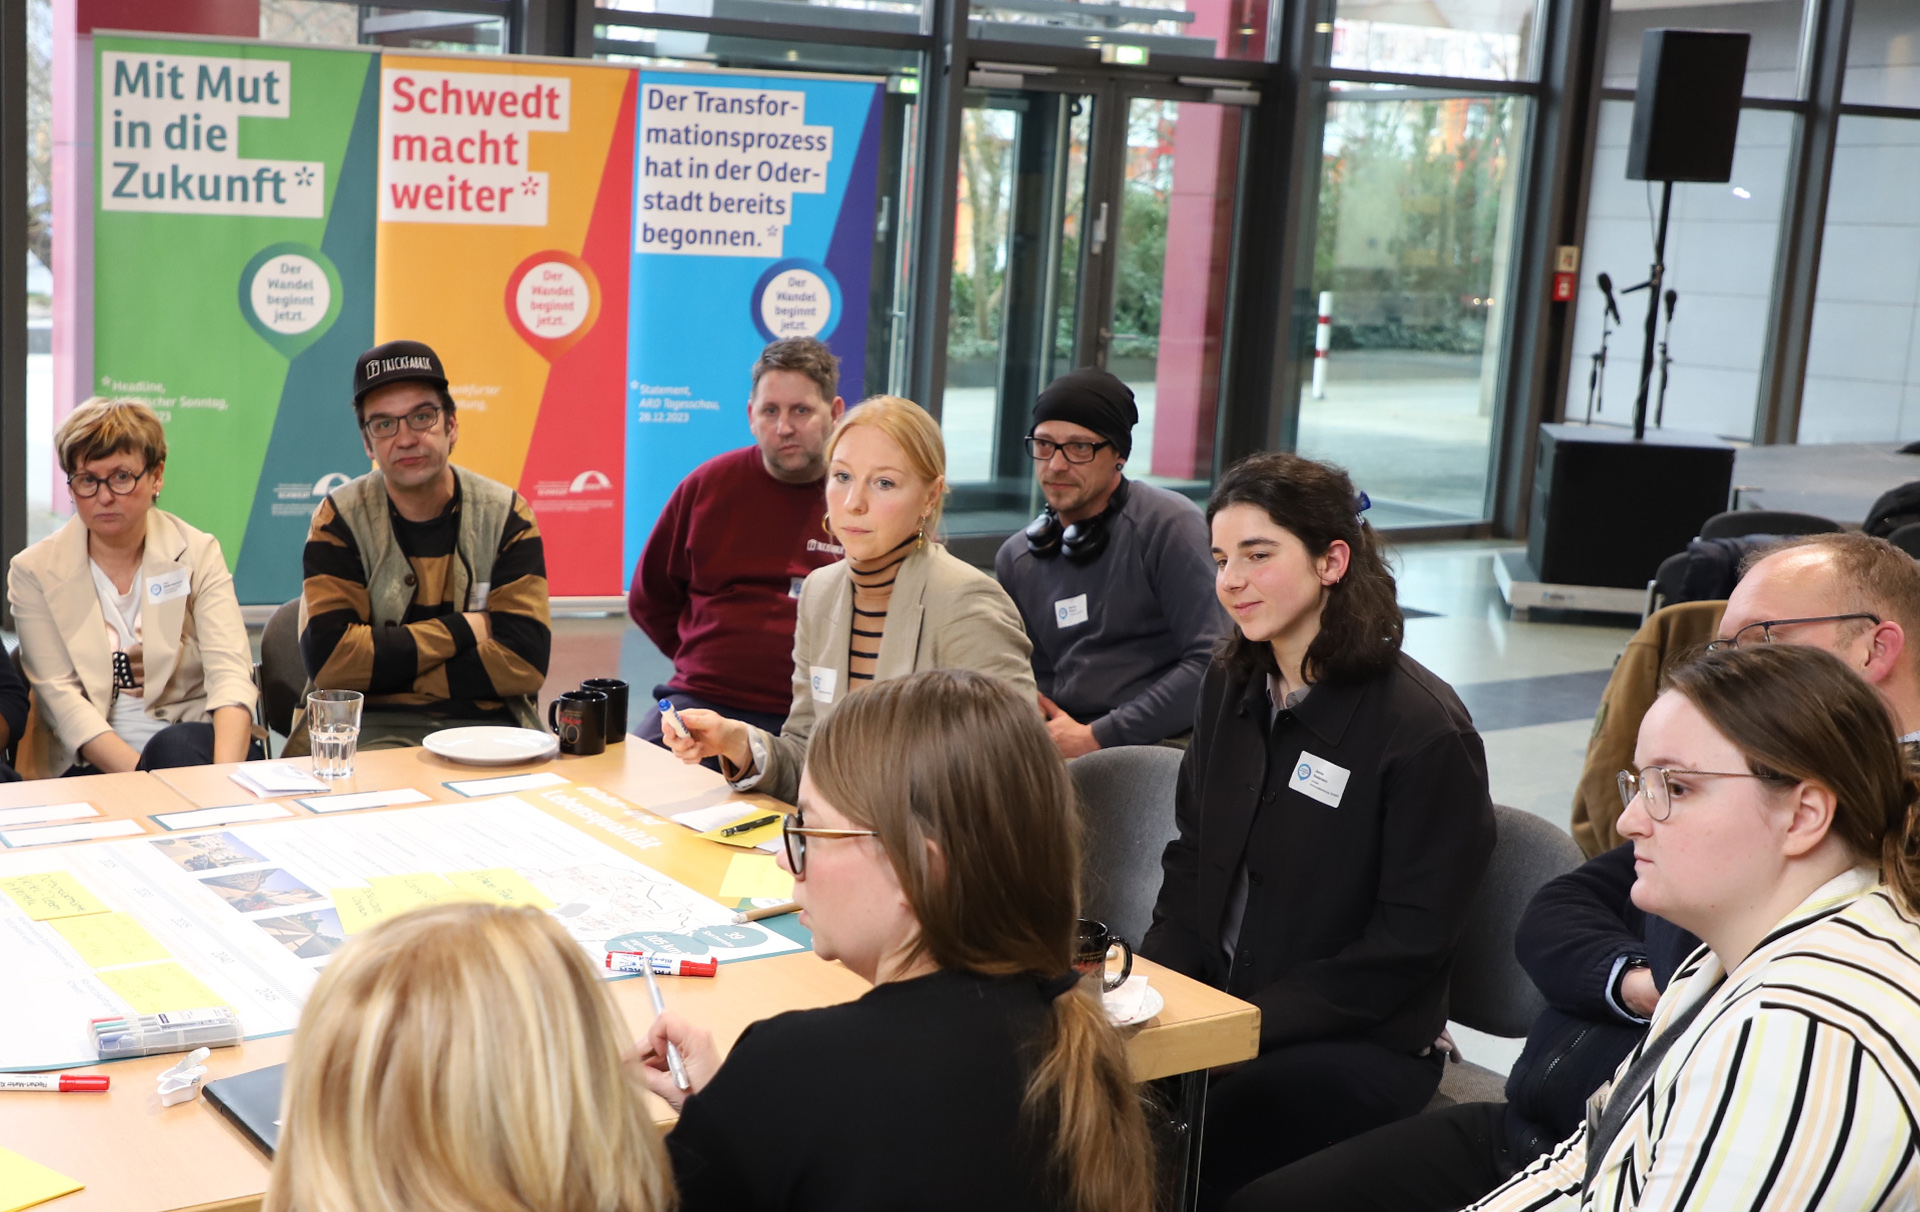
[98,962,225,1015]
[331,886,390,935]
[0,872,108,920]
[447,868,556,909]
[367,873,461,912]
[0,1146,83,1212]
[718,853,795,901]
[697,811,785,849]
[49,912,171,968]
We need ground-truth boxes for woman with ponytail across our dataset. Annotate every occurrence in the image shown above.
[659,396,1035,804]
[1141,452,1496,1208]
[636,668,1153,1212]
[1470,642,1920,1211]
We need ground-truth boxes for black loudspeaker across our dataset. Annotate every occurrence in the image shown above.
[1528,425,1735,589]
[1627,29,1750,183]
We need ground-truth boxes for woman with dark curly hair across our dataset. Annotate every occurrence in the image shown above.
[1142,451,1495,1209]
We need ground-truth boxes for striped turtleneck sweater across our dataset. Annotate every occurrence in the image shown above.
[847,537,915,686]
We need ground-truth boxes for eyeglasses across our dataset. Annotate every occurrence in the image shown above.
[1024,435,1113,464]
[781,810,879,877]
[67,467,149,498]
[1616,765,1793,822]
[362,405,445,440]
[1705,613,1880,651]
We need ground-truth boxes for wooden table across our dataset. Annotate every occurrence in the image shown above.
[0,740,1259,1212]
[0,771,198,840]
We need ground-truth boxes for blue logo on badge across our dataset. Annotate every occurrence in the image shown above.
[1296,763,1311,780]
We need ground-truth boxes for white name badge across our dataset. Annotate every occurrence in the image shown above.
[1054,593,1090,628]
[147,568,191,605]
[789,576,805,600]
[1290,750,1352,809]
[810,666,837,704]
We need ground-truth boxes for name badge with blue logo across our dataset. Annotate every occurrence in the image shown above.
[1290,750,1351,808]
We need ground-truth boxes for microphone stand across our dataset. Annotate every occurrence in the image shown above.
[1628,181,1674,440]
[1655,289,1677,429]
[1585,307,1614,424]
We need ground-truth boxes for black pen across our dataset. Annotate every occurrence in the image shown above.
[720,813,780,837]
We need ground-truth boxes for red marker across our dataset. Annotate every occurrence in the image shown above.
[605,950,717,977]
[0,1074,110,1092]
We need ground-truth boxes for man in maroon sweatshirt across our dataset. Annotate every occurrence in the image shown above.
[628,337,846,743]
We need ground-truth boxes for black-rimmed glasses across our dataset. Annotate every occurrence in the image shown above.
[1705,613,1880,651]
[362,405,445,440]
[781,810,878,876]
[1024,435,1112,464]
[1616,765,1794,822]
[67,467,149,498]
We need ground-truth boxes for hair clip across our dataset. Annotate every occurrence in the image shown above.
[1354,491,1372,517]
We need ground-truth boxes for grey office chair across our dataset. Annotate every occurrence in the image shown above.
[258,599,305,738]
[1427,804,1585,1110]
[1068,744,1184,951]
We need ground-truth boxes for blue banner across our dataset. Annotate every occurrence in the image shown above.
[624,69,882,577]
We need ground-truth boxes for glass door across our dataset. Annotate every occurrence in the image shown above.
[942,80,1247,535]
[945,87,1096,534]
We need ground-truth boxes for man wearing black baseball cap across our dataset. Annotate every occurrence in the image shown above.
[291,339,551,750]
[994,366,1223,757]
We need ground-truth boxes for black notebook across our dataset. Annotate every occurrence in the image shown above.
[205,1063,286,1155]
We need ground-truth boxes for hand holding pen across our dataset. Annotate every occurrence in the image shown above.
[629,1006,718,1112]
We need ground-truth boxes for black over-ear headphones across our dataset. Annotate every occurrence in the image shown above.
[1025,478,1130,564]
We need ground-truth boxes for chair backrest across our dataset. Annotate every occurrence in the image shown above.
[1888,523,1920,560]
[1068,745,1185,952]
[1698,509,1840,540]
[1450,805,1584,1038]
[259,598,305,737]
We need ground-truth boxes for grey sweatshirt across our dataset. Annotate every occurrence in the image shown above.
[994,480,1226,746]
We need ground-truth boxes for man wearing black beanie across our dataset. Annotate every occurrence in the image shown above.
[995,367,1224,756]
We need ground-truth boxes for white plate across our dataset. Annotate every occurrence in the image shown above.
[423,726,559,766]
[1104,979,1165,1027]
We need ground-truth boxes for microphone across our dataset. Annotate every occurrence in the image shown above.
[1664,289,1677,322]
[1597,272,1622,324]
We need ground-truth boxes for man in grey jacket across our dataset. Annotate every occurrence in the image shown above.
[995,368,1224,757]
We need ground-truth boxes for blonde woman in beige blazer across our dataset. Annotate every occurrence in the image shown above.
[8,399,257,777]
[663,396,1035,804]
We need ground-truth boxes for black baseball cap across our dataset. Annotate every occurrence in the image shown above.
[353,340,448,403]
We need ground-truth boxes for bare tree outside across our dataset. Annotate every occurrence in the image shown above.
[260,0,363,45]
[27,0,52,278]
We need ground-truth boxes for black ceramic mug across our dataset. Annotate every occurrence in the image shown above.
[581,678,629,742]
[1073,918,1134,992]
[548,690,609,757]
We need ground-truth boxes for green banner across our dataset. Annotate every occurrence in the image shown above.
[93,36,378,599]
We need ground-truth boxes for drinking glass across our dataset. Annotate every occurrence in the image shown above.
[308,690,364,779]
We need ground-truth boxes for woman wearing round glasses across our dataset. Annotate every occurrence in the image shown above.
[635,669,1152,1212]
[7,398,258,775]
[1468,642,1920,1212]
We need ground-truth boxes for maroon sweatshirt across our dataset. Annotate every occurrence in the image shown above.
[629,445,842,714]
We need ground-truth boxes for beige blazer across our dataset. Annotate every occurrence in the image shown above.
[740,542,1037,804]
[8,510,256,777]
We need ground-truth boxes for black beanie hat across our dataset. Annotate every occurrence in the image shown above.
[1032,367,1138,459]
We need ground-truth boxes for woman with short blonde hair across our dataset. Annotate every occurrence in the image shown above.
[8,397,258,775]
[662,394,1035,803]
[264,901,673,1212]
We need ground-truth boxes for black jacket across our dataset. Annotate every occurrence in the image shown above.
[1501,842,1698,1156]
[0,645,25,781]
[1142,652,1495,1054]
[667,969,1057,1211]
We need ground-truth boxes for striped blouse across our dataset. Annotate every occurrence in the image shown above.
[1469,866,1920,1212]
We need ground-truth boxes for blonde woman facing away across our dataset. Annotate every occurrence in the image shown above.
[263,901,672,1212]
[8,398,258,776]
[639,669,1152,1212]
[661,396,1035,803]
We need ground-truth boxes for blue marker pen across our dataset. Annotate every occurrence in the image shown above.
[658,699,690,740]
